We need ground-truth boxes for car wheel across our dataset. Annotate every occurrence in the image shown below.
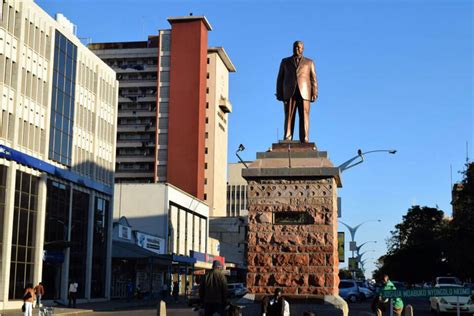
[348,294,357,303]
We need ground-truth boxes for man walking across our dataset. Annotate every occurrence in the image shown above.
[262,288,290,316]
[199,260,228,316]
[276,40,318,143]
[68,280,78,308]
[373,274,403,316]
[34,282,44,308]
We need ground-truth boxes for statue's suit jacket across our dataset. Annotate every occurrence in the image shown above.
[276,56,318,102]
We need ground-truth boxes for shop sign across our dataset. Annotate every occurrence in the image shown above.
[136,232,165,254]
[118,224,131,240]
[191,251,225,265]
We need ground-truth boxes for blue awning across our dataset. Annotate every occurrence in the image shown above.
[0,145,113,195]
[172,254,197,264]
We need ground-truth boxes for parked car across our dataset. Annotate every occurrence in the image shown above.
[429,283,474,314]
[436,276,462,285]
[339,279,361,303]
[227,283,247,298]
[187,285,200,306]
[356,281,374,300]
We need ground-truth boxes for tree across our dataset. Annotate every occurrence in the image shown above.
[449,162,474,279]
[373,206,450,283]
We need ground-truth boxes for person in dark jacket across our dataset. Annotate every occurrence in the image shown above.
[199,260,228,316]
[262,288,290,316]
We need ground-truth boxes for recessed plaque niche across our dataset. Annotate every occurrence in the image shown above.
[273,211,314,225]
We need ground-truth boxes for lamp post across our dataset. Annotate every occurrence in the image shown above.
[355,240,377,257]
[235,144,248,168]
[339,220,381,257]
[356,250,375,264]
[338,149,397,173]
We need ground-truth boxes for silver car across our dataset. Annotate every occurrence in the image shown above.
[339,279,361,303]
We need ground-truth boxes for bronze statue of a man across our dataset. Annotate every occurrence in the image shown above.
[276,41,318,143]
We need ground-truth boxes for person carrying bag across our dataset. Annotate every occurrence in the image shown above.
[22,283,36,316]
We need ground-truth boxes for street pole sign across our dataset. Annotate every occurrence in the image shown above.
[381,287,471,298]
[338,232,345,262]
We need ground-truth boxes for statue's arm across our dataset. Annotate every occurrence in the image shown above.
[311,61,318,102]
[276,61,285,101]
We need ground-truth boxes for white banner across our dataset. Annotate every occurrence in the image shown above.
[136,232,165,254]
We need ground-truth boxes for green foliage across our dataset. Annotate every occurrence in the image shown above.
[373,206,450,283]
[448,163,474,279]
[374,163,474,283]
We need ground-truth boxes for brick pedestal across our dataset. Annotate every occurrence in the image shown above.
[242,141,342,297]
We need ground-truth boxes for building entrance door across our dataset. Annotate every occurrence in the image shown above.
[42,254,63,300]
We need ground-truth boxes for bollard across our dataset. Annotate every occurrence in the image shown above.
[156,300,166,316]
[404,305,413,316]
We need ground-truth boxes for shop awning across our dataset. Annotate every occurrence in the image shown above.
[112,241,172,265]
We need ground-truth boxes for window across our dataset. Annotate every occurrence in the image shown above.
[91,197,109,298]
[69,190,89,298]
[9,171,39,299]
[49,30,77,166]
[0,165,7,268]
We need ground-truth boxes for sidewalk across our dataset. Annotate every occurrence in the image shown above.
[0,298,163,315]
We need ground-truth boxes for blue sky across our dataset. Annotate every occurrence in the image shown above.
[37,0,473,278]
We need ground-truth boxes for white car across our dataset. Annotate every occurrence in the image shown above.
[429,284,474,314]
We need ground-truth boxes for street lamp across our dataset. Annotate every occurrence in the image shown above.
[338,149,397,173]
[339,220,381,244]
[355,240,377,256]
[235,144,248,168]
[356,250,375,263]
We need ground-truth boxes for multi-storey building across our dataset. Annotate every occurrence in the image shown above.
[89,16,235,216]
[226,162,249,216]
[0,0,117,309]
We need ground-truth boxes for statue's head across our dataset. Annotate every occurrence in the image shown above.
[293,41,304,57]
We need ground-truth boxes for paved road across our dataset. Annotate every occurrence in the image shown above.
[348,297,432,316]
[73,297,434,316]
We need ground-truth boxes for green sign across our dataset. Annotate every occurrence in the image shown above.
[381,287,471,298]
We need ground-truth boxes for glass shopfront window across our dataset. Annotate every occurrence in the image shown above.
[43,180,70,300]
[91,197,109,298]
[9,171,39,299]
[0,165,7,270]
[69,190,89,298]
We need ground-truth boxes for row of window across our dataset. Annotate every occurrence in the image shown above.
[1,2,52,60]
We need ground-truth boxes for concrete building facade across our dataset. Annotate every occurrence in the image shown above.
[89,16,234,216]
[204,48,235,216]
[0,0,117,309]
[113,183,210,296]
[227,162,249,216]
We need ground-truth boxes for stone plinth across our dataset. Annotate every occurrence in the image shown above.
[242,141,342,296]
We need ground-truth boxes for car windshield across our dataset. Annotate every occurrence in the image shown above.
[437,278,460,285]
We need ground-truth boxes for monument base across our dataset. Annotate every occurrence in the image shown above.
[236,293,349,316]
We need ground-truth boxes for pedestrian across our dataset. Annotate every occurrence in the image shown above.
[22,283,35,316]
[34,282,44,308]
[261,288,290,316]
[372,274,403,316]
[161,282,168,300]
[126,279,134,301]
[199,260,228,316]
[172,281,179,302]
[68,280,78,308]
